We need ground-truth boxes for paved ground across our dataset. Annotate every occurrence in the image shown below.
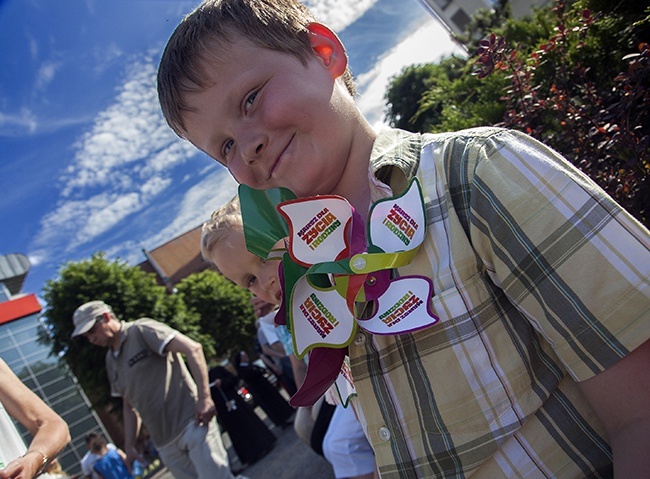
[149,408,336,479]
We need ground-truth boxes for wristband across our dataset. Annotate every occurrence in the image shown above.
[21,450,48,476]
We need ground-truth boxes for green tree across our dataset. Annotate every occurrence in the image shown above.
[175,270,256,362]
[41,252,208,411]
[384,63,450,132]
[384,0,649,226]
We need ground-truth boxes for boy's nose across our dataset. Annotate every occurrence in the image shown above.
[240,132,267,164]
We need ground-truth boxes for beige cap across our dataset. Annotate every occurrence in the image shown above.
[71,300,112,338]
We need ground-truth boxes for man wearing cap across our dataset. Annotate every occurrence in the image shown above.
[71,300,241,479]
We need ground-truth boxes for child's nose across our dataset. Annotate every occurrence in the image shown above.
[240,132,267,164]
[262,274,276,295]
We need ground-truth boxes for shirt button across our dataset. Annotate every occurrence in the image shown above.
[353,333,366,346]
[378,426,391,442]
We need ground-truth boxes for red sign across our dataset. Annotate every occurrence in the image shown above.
[0,294,42,325]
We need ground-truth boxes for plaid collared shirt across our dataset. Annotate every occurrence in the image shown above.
[349,127,650,478]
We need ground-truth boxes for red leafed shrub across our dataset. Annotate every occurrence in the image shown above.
[474,0,648,227]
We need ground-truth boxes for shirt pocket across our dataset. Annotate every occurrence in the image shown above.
[407,272,549,437]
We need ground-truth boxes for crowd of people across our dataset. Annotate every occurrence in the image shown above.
[1,0,648,478]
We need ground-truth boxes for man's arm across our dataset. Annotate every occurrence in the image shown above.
[122,397,142,469]
[579,338,650,477]
[262,341,286,359]
[258,353,282,376]
[165,334,216,426]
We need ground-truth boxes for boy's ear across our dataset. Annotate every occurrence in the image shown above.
[307,22,347,79]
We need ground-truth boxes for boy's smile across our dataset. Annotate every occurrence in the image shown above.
[182,25,375,203]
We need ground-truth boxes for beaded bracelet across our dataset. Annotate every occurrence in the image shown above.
[21,450,48,476]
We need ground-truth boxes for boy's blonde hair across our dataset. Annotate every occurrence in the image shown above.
[158,0,356,139]
[201,195,243,265]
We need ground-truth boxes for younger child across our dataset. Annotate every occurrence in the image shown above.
[160,1,650,477]
[202,198,377,479]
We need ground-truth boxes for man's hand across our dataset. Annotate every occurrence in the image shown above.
[124,446,142,471]
[195,395,217,426]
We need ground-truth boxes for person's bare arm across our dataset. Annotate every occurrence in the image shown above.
[259,354,282,376]
[117,448,128,462]
[262,341,286,359]
[579,338,650,477]
[289,354,307,388]
[122,397,142,469]
[165,334,216,426]
[0,358,70,479]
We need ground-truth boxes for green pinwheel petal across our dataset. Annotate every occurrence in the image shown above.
[239,185,296,258]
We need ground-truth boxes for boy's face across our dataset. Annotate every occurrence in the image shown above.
[209,228,282,306]
[182,25,358,198]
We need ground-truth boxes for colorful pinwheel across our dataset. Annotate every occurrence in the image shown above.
[239,178,438,406]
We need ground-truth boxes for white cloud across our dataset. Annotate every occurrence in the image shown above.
[27,2,463,277]
[356,18,465,129]
[28,34,38,59]
[103,169,238,265]
[34,52,201,257]
[141,170,238,251]
[306,0,379,32]
[28,252,44,267]
[62,55,194,196]
[0,108,38,135]
[35,61,60,92]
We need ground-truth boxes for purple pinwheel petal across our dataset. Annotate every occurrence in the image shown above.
[289,346,347,407]
[274,261,287,326]
[349,205,367,256]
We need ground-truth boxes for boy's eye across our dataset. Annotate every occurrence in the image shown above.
[246,275,257,289]
[221,139,234,159]
[244,91,258,112]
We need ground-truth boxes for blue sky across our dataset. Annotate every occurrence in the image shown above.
[0,0,463,299]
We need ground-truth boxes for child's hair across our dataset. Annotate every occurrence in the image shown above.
[85,431,99,446]
[44,458,66,476]
[90,435,108,454]
[158,0,356,139]
[201,195,243,265]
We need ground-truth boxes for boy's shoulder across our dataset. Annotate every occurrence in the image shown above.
[373,126,508,154]
[370,126,507,177]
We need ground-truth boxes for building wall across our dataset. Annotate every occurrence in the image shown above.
[0,290,110,476]
[417,0,548,37]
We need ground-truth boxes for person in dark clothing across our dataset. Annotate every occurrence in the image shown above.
[309,399,336,456]
[234,351,295,428]
[208,365,276,465]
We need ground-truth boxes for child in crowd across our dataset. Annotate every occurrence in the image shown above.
[90,435,132,479]
[202,198,377,479]
[158,1,650,477]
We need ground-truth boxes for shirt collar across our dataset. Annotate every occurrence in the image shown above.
[368,128,423,201]
[112,320,129,357]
